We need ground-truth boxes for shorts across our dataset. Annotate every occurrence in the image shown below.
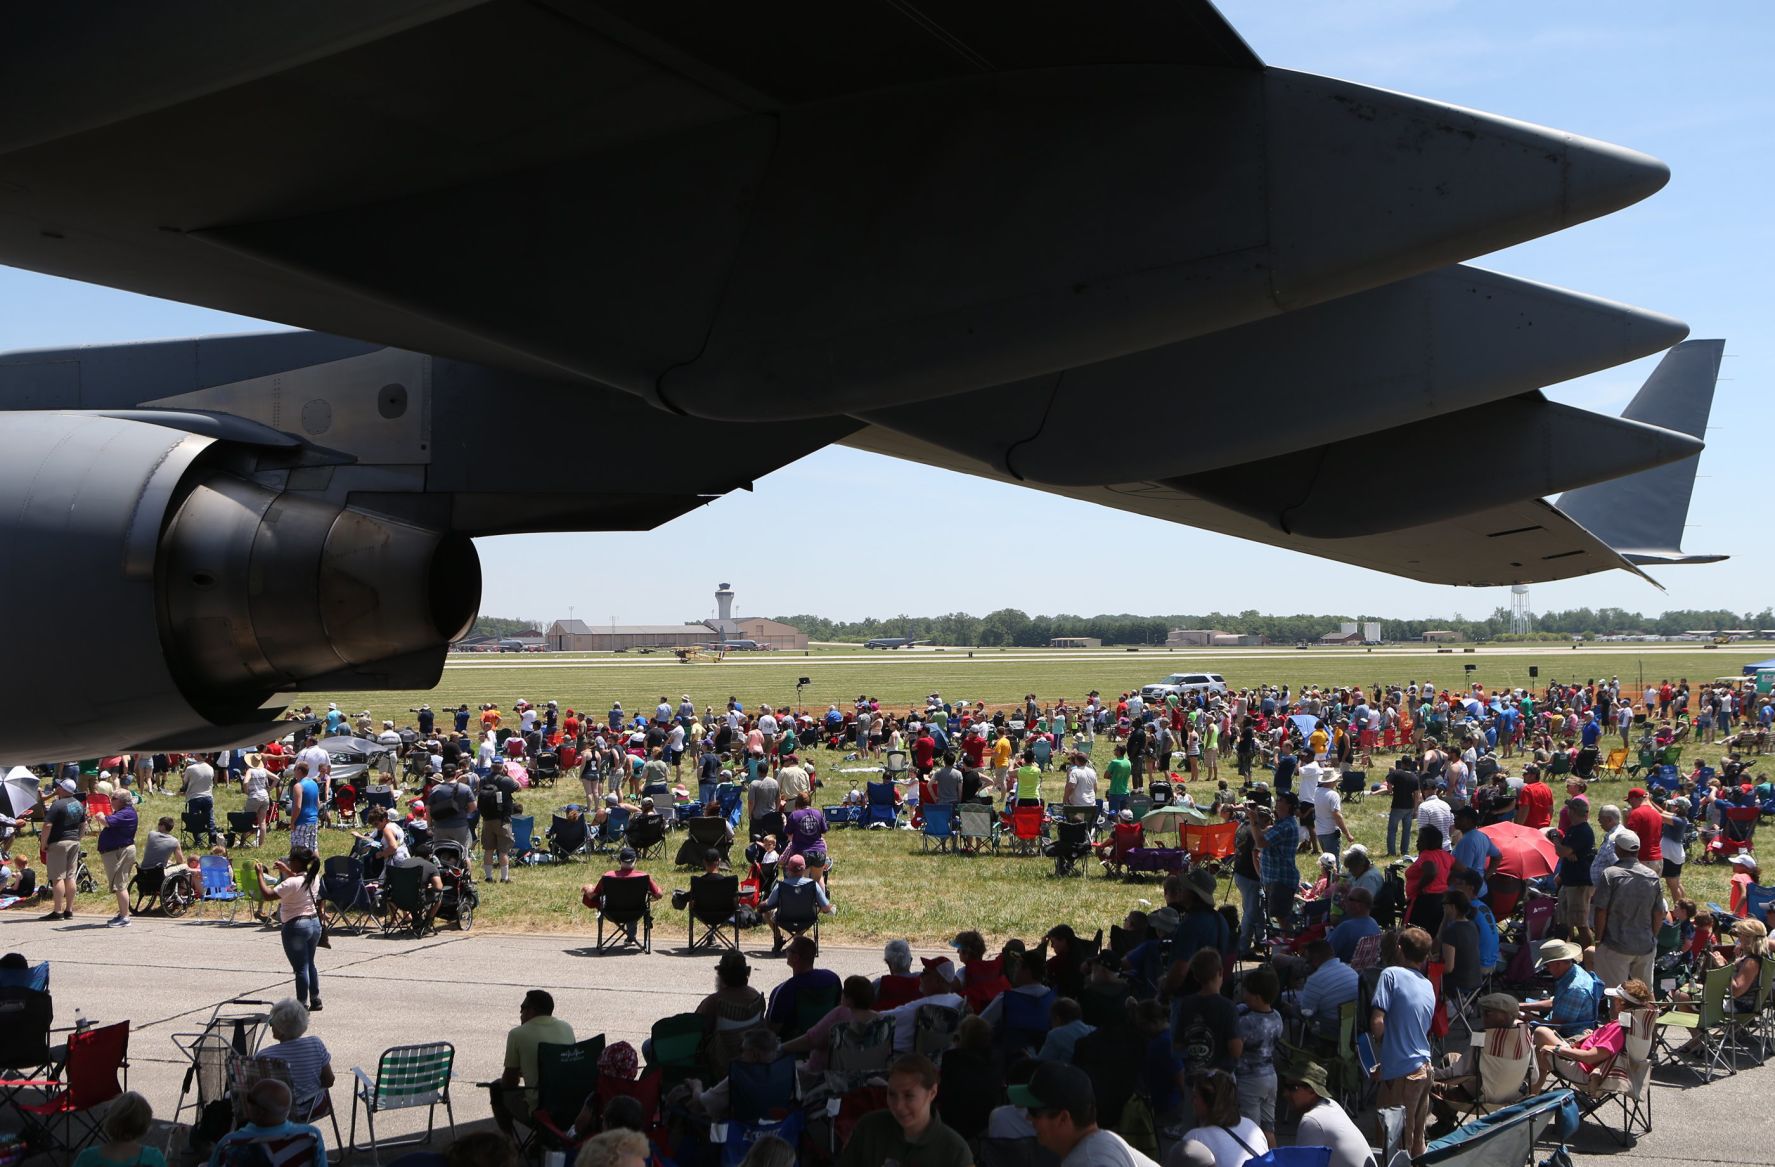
[1556,885,1593,930]
[1662,858,1684,878]
[1236,1070,1276,1130]
[47,839,81,881]
[290,822,319,855]
[481,819,516,853]
[243,797,269,815]
[101,844,137,892]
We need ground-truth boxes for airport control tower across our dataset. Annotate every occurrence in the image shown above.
[713,582,736,637]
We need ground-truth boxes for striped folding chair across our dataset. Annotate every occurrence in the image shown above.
[346,1042,455,1166]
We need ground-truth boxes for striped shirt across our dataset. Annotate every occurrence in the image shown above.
[259,1036,331,1111]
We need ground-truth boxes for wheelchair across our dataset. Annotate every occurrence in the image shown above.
[131,862,197,917]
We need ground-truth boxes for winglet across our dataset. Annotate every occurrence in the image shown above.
[1552,339,1726,566]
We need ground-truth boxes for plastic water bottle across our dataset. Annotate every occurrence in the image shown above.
[74,1007,89,1033]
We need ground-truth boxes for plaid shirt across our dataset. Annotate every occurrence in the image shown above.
[1262,816,1301,885]
[1547,964,1602,1036]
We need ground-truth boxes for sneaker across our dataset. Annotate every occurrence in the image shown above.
[60,910,73,920]
[107,917,131,928]
[771,938,785,955]
[38,910,62,921]
[309,1000,324,1012]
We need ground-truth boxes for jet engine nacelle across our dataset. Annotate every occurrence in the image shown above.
[0,412,478,759]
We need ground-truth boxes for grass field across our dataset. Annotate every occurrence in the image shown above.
[57,642,1756,945]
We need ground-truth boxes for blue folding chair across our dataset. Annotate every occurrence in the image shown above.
[323,855,381,931]
[0,961,49,991]
[719,1056,801,1167]
[511,815,539,865]
[716,783,743,828]
[198,854,244,922]
[862,781,899,829]
[921,804,955,852]
[591,807,630,854]
[996,987,1056,1057]
[1746,882,1775,922]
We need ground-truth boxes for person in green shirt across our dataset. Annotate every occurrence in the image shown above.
[1104,744,1134,815]
[836,1053,972,1167]
[1015,750,1044,807]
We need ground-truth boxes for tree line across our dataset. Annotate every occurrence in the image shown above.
[768,607,1775,647]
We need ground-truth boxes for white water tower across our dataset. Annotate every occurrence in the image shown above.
[1510,584,1532,635]
[715,582,735,624]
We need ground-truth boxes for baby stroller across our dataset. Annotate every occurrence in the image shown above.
[534,751,560,788]
[432,840,478,930]
[1049,819,1094,877]
[1148,780,1174,808]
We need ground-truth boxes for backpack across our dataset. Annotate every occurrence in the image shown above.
[478,781,510,820]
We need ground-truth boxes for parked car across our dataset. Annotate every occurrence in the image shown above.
[1139,672,1228,702]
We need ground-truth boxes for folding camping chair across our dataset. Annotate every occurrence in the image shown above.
[996,988,1056,1058]
[592,806,631,854]
[911,1003,961,1060]
[861,781,899,829]
[769,879,822,950]
[381,862,442,940]
[1006,805,1045,855]
[347,1042,456,1167]
[956,802,995,852]
[517,1035,606,1157]
[322,856,381,932]
[1602,748,1629,777]
[510,814,540,865]
[547,812,589,862]
[1437,1023,1533,1124]
[1658,962,1737,1082]
[921,803,955,852]
[595,875,655,953]
[1709,806,1759,862]
[1552,1004,1656,1145]
[182,809,217,849]
[645,1013,711,1093]
[10,1020,129,1158]
[197,854,245,922]
[623,812,669,861]
[232,1054,344,1149]
[882,750,911,783]
[224,811,261,849]
[718,1056,802,1167]
[686,873,741,952]
[677,816,733,867]
[0,986,55,1110]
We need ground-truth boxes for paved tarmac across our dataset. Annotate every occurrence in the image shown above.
[5,910,1772,1164]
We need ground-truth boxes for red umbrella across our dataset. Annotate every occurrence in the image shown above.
[1479,821,1559,881]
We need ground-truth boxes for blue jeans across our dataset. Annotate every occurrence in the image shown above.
[1387,809,1415,855]
[186,794,216,844]
[1317,830,1341,857]
[1233,872,1261,952]
[282,916,322,1004]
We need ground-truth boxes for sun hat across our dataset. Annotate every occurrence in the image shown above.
[1535,939,1583,966]
[1281,1058,1334,1102]
[1606,983,1652,1008]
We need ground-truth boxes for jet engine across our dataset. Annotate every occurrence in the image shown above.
[0,411,479,759]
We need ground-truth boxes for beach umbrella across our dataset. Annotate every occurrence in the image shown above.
[1479,821,1559,880]
[1141,803,1213,828]
[3,766,41,817]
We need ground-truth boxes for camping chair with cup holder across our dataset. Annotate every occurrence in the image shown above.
[687,873,741,952]
[594,874,655,953]
[380,861,442,940]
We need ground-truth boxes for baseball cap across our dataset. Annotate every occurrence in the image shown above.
[785,853,807,871]
[1475,992,1521,1017]
[1616,833,1641,853]
[617,847,637,864]
[1627,787,1648,799]
[1730,853,1760,871]
[920,956,960,984]
[56,778,77,795]
[1007,1061,1095,1115]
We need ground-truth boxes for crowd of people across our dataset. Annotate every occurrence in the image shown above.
[6,671,1775,1166]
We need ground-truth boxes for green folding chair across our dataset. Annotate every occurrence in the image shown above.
[346,1042,456,1166]
[1659,963,1735,1083]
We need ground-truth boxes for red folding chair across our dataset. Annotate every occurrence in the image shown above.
[13,1020,128,1155]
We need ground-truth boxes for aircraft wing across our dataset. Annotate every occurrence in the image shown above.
[0,3,1725,757]
[843,424,1654,589]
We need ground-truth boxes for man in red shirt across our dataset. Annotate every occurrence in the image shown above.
[1514,765,1554,829]
[1623,788,1664,867]
[912,729,937,777]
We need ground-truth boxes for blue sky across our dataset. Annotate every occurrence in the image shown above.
[1,2,1769,628]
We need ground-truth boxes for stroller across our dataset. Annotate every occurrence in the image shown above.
[1049,819,1095,877]
[534,751,560,788]
[1148,780,1174,808]
[169,998,275,1161]
[432,840,478,930]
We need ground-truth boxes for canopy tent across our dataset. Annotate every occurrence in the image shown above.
[1742,659,1775,676]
